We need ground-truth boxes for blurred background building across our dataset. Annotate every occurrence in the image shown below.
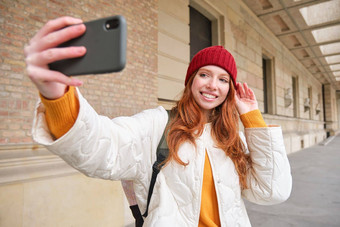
[0,0,339,226]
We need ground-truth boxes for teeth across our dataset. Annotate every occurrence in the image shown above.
[202,93,216,99]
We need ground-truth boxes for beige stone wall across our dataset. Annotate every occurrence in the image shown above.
[0,173,125,227]
[157,0,190,104]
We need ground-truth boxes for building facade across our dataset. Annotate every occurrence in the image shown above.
[0,0,339,226]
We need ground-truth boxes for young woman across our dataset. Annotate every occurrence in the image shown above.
[25,17,292,226]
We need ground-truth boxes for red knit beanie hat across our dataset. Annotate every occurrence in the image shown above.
[185,46,237,88]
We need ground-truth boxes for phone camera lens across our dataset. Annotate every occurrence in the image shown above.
[105,19,119,30]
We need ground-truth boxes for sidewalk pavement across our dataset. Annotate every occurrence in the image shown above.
[245,134,340,227]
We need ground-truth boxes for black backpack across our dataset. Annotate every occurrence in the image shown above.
[142,127,169,218]
[131,115,170,227]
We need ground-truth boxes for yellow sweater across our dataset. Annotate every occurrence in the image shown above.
[40,87,267,226]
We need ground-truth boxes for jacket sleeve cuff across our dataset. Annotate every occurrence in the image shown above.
[240,109,267,128]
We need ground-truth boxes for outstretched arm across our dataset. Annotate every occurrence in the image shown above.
[25,17,87,138]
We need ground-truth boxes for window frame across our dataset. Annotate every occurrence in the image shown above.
[262,51,276,115]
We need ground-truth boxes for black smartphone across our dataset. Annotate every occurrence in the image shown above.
[49,15,127,76]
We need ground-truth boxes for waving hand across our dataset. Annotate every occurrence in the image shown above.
[235,82,259,115]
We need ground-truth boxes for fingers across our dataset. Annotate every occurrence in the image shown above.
[25,16,85,58]
[26,23,86,55]
[27,65,83,87]
[243,83,252,98]
[26,46,86,66]
[243,83,256,100]
[236,82,256,100]
[247,86,256,100]
[236,82,245,98]
[26,63,83,99]
[31,16,83,44]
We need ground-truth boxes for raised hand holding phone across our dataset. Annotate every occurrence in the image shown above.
[24,16,87,99]
[24,15,127,100]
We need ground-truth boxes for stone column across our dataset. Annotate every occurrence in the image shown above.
[323,84,339,136]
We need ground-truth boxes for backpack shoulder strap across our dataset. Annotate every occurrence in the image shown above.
[142,111,170,218]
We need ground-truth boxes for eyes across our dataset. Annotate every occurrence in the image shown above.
[199,73,229,84]
[219,77,229,83]
[199,73,208,78]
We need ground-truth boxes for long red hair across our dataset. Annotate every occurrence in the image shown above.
[165,72,250,189]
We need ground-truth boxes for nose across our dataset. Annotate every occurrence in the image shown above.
[207,77,217,90]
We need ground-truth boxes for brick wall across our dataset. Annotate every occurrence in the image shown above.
[0,0,158,144]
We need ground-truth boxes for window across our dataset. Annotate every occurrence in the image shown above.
[262,54,276,114]
[190,6,212,60]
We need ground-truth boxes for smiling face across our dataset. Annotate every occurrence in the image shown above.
[191,65,231,118]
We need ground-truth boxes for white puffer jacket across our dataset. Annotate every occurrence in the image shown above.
[32,90,292,227]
